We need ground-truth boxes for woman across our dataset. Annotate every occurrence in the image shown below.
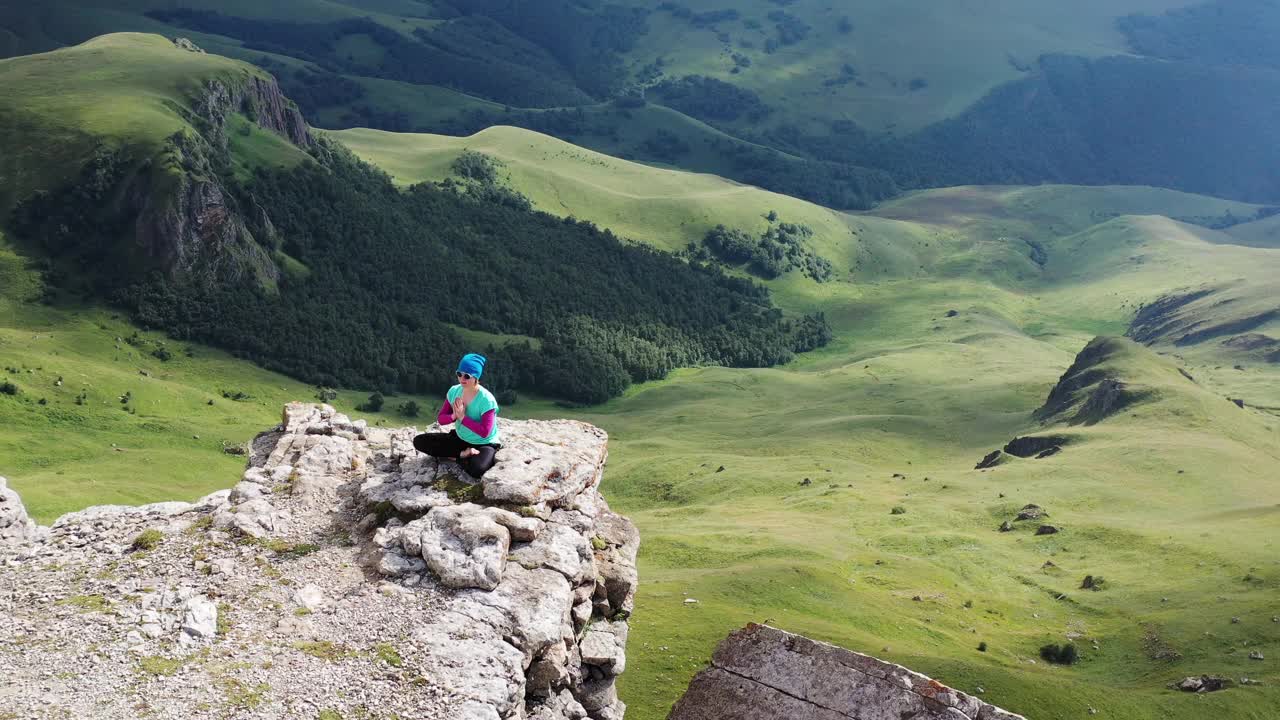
[412,353,501,479]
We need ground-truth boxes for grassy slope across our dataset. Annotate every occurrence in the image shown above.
[619,0,1191,133]
[0,0,1199,137]
[0,33,309,212]
[329,125,855,254]
[346,153,1276,717]
[0,233,442,523]
[1226,214,1280,248]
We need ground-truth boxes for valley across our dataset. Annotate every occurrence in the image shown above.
[2,6,1279,719]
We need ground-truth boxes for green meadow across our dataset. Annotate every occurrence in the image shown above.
[1,31,1279,720]
[6,160,1279,719]
[1,0,1194,134]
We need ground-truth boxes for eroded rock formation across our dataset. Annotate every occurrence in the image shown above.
[668,624,1024,720]
[0,403,636,720]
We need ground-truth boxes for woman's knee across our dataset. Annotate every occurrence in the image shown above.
[463,447,498,478]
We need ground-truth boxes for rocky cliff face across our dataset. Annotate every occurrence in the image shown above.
[125,62,313,287]
[0,403,636,720]
[668,625,1024,720]
[193,71,312,150]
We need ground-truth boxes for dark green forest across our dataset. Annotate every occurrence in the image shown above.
[14,136,829,405]
[1119,0,1280,70]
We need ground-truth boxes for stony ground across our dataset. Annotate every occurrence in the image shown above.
[0,403,638,720]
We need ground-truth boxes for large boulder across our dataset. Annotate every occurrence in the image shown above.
[402,504,513,591]
[669,624,1026,720]
[481,420,609,506]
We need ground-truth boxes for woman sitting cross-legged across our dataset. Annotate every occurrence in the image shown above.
[412,353,501,479]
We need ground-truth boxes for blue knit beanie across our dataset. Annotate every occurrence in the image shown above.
[457,353,486,379]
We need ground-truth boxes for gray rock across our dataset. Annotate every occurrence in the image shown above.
[580,620,629,675]
[481,420,609,506]
[1015,504,1046,521]
[510,523,594,584]
[378,548,428,577]
[488,507,545,542]
[293,584,328,612]
[0,476,40,545]
[406,504,511,591]
[668,624,1025,720]
[180,597,218,640]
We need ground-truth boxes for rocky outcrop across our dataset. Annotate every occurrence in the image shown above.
[0,403,636,720]
[124,69,311,287]
[0,476,40,544]
[129,130,280,287]
[668,625,1025,720]
[1034,337,1151,425]
[194,74,311,149]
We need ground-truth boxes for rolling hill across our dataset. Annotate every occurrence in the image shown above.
[1,22,1279,720]
[7,1,1280,209]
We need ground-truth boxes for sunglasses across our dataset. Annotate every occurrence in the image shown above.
[455,371,474,380]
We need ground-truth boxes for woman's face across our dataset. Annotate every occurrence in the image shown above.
[456,371,476,387]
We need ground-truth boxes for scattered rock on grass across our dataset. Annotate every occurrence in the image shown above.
[1174,676,1231,693]
[975,451,1002,469]
[1035,525,1059,536]
[1016,504,1047,521]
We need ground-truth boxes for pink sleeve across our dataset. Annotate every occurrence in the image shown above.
[461,409,496,439]
[437,401,454,426]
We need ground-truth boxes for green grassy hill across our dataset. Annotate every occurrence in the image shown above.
[330,125,857,255]
[0,32,307,213]
[9,133,1280,718]
[3,26,1280,720]
[11,1,1280,210]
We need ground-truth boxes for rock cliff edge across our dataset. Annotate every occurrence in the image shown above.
[668,624,1025,720]
[0,403,637,720]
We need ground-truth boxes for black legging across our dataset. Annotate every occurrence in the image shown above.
[412,431,499,479]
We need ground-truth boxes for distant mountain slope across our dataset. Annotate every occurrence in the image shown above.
[329,125,860,257]
[9,1,1280,208]
[0,34,830,405]
[0,32,311,287]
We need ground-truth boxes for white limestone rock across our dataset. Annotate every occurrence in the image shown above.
[580,620,629,675]
[180,596,218,641]
[0,476,39,545]
[404,504,511,591]
[481,420,608,506]
[510,522,595,585]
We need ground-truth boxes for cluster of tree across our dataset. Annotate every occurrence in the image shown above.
[656,3,740,29]
[1038,643,1079,666]
[650,75,771,123]
[148,10,593,107]
[443,0,650,99]
[254,57,365,117]
[880,54,1280,203]
[1118,0,1280,70]
[736,54,1280,205]
[1172,205,1280,230]
[638,130,692,164]
[765,10,810,52]
[694,218,832,281]
[439,151,532,211]
[81,141,830,405]
[713,137,900,210]
[10,147,135,286]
